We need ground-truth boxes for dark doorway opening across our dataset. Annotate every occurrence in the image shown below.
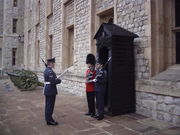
[175,0,180,64]
[98,46,109,111]
[99,46,108,65]
[176,32,180,64]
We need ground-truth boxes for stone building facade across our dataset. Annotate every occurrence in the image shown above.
[0,0,4,70]
[23,0,180,125]
[0,0,24,73]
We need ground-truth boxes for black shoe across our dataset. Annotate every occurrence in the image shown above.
[92,115,99,119]
[47,121,58,125]
[91,113,95,117]
[97,116,104,120]
[85,112,91,116]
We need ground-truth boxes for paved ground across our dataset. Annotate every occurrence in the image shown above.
[0,79,180,135]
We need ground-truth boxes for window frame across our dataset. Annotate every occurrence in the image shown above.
[12,18,18,33]
[13,0,18,7]
[12,48,17,66]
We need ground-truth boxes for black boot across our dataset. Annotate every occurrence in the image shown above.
[47,121,58,125]
[97,115,104,120]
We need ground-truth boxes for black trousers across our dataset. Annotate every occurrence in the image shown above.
[86,91,95,115]
[45,96,56,122]
[95,91,105,117]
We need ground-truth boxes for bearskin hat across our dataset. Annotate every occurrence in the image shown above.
[86,53,96,65]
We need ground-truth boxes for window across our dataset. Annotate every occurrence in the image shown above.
[46,35,52,59]
[99,8,114,24]
[12,19,18,33]
[12,48,17,65]
[62,1,74,70]
[175,0,180,64]
[49,35,52,58]
[67,26,74,67]
[35,25,40,67]
[36,0,40,23]
[13,0,17,7]
[35,40,40,66]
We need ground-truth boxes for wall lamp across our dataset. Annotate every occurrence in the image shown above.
[18,35,24,43]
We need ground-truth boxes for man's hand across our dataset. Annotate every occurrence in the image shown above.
[92,79,97,82]
[86,80,93,83]
[86,79,97,83]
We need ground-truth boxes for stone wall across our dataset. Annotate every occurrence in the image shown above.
[0,37,2,48]
[95,0,114,13]
[0,37,2,68]
[0,0,3,35]
[2,0,24,71]
[52,0,63,71]
[60,0,91,94]
[136,91,180,125]
[116,0,150,79]
[24,0,151,90]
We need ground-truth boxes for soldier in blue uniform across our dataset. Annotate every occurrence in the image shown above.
[43,57,61,125]
[93,59,107,120]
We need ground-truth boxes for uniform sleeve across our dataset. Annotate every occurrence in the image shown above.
[48,71,61,85]
[96,70,107,84]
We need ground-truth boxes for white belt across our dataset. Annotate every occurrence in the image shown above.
[44,82,50,84]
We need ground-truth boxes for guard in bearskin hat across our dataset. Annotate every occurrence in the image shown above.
[85,53,96,117]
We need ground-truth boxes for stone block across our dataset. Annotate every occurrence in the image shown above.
[164,113,172,123]
[157,103,166,112]
[174,106,180,116]
[172,116,180,125]
[140,66,146,72]
[157,95,164,103]
[137,72,143,79]
[136,107,152,117]
[136,99,142,106]
[147,93,157,100]
[167,105,175,114]
[164,96,174,105]
[152,111,157,119]
[157,112,164,120]
[174,98,180,105]
[140,92,149,99]
[142,100,156,110]
[142,72,149,78]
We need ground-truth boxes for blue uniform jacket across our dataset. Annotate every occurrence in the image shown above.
[95,68,107,92]
[44,67,61,96]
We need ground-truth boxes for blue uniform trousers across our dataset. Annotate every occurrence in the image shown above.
[45,96,56,122]
[95,91,105,117]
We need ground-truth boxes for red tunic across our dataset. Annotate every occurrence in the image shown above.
[85,69,96,92]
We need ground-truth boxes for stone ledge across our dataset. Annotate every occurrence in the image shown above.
[136,79,180,97]
[62,73,85,83]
